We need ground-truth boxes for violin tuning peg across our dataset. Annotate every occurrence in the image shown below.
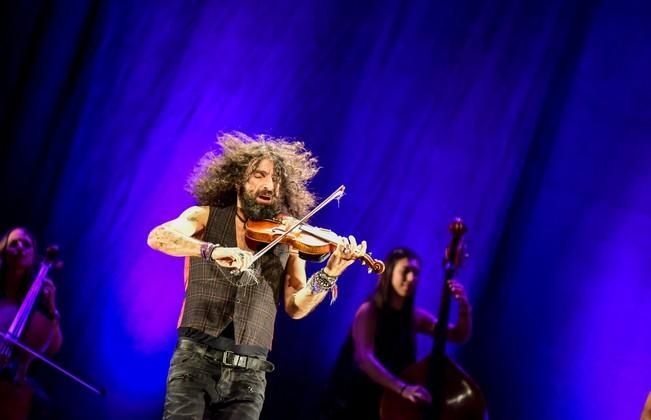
[367,268,372,274]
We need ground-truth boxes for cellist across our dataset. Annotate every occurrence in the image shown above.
[0,227,62,419]
[319,247,472,420]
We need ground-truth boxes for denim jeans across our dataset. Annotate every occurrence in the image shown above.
[163,346,267,420]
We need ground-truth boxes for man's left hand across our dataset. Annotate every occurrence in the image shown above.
[324,235,367,277]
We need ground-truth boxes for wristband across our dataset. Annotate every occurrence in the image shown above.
[306,269,340,304]
[200,242,220,262]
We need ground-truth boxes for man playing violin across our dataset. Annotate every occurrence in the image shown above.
[148,132,367,420]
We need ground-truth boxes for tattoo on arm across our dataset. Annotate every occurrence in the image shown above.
[147,209,206,257]
[150,226,204,256]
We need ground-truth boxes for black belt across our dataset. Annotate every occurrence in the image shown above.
[177,338,275,373]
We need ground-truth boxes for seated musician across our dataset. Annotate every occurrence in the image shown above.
[320,247,472,420]
[0,227,62,419]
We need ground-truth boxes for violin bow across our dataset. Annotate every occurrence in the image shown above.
[0,331,105,396]
[244,185,346,269]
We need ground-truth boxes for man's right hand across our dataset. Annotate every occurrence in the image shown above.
[211,247,253,271]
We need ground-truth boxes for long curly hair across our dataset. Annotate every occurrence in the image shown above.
[187,132,320,217]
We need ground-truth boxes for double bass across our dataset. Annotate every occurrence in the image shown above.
[380,219,488,419]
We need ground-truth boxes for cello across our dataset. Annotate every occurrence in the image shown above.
[0,244,104,420]
[0,245,62,420]
[380,218,488,419]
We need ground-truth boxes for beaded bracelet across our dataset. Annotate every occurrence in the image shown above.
[316,268,338,288]
[306,269,340,304]
[306,269,337,292]
[200,242,220,262]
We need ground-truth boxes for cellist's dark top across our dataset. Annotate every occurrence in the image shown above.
[320,303,416,420]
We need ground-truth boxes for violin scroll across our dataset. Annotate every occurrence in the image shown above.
[360,254,385,274]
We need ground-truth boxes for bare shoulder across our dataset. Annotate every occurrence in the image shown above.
[175,206,209,230]
[153,205,209,238]
[178,206,209,223]
[354,301,377,326]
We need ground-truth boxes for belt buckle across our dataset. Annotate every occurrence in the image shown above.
[222,350,247,368]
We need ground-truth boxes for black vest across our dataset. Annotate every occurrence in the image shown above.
[179,205,289,350]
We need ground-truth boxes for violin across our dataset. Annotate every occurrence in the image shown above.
[379,218,488,419]
[245,217,385,274]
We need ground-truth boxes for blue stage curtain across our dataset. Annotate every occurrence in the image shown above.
[1,0,650,418]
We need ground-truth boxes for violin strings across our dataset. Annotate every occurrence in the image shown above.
[248,185,345,267]
[215,262,262,287]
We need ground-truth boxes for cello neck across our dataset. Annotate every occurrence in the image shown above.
[7,261,52,339]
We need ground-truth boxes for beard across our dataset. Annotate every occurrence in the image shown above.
[239,188,281,220]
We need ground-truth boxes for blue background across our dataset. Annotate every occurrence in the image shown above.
[1,0,650,418]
